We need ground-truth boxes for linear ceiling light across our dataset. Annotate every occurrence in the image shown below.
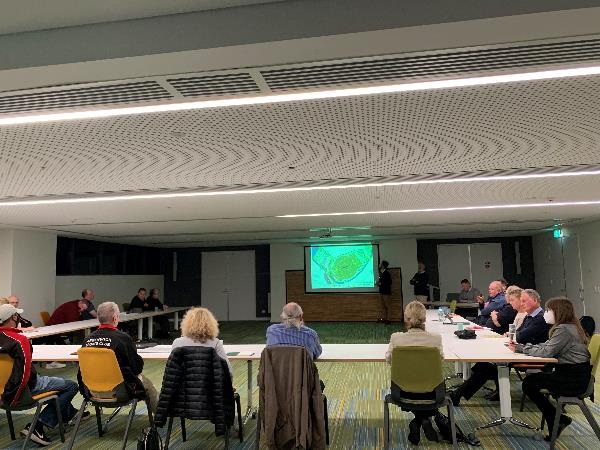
[2,65,600,126]
[276,200,600,218]
[1,170,600,207]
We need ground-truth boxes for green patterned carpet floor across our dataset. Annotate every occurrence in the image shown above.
[2,321,599,449]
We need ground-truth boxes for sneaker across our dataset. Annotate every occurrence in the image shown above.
[68,411,92,427]
[45,361,66,369]
[20,423,52,446]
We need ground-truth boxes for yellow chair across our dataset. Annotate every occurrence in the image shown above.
[66,347,154,450]
[40,311,51,326]
[0,354,65,449]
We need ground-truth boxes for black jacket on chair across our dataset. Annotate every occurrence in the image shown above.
[155,346,235,435]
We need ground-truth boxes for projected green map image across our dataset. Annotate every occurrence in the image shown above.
[310,245,375,289]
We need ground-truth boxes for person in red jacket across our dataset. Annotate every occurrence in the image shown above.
[0,304,80,446]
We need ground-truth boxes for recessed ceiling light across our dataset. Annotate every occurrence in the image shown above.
[0,169,599,207]
[1,65,600,126]
[276,200,600,218]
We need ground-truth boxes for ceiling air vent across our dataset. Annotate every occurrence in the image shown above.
[261,38,600,90]
[167,73,260,97]
[0,81,173,114]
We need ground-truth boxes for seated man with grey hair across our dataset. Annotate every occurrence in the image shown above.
[78,301,158,412]
[266,302,322,359]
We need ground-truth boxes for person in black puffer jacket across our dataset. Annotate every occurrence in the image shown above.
[155,346,235,436]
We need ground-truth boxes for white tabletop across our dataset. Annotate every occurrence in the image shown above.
[23,306,189,339]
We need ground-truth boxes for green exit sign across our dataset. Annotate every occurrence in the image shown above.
[553,229,563,238]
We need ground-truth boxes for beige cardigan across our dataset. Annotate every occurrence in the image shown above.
[385,327,444,364]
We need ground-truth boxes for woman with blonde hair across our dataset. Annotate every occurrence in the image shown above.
[385,300,443,445]
[510,297,591,441]
[171,307,232,376]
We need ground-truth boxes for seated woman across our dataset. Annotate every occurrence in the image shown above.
[510,297,591,441]
[385,301,442,445]
[172,307,232,377]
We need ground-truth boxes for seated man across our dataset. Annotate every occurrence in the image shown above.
[79,301,158,412]
[78,289,97,320]
[129,288,148,312]
[48,300,81,325]
[451,288,549,405]
[476,280,506,325]
[146,288,170,339]
[0,304,79,446]
[8,295,35,330]
[266,302,322,359]
[458,279,480,303]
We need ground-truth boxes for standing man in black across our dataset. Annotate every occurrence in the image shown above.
[410,262,429,303]
[378,260,392,324]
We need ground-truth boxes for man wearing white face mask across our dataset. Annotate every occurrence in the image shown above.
[509,298,592,442]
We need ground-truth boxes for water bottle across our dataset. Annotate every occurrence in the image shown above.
[438,307,444,321]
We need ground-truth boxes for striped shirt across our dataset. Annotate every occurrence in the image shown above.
[266,323,322,359]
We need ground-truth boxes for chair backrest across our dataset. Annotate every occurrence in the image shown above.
[40,311,51,326]
[0,354,15,396]
[581,316,596,338]
[391,346,444,393]
[588,334,600,376]
[449,300,458,314]
[78,347,125,395]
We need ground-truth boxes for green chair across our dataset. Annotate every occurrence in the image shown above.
[544,334,600,449]
[383,346,457,449]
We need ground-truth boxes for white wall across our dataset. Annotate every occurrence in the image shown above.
[0,229,57,327]
[269,239,418,322]
[533,219,600,321]
[55,275,164,310]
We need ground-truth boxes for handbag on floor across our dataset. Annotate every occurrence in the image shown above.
[137,424,163,450]
[434,412,481,446]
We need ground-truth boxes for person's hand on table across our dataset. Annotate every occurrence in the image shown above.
[507,341,517,353]
[476,294,484,304]
[163,304,169,310]
[20,326,36,332]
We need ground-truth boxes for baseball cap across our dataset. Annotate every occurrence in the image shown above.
[0,304,24,323]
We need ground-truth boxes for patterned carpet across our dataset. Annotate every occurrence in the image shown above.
[2,321,599,449]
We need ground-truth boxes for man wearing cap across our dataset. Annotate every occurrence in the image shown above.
[0,304,79,446]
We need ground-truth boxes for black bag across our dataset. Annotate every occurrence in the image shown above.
[137,425,163,450]
[435,412,481,446]
[454,330,477,340]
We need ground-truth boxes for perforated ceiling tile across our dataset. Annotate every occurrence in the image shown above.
[2,75,600,200]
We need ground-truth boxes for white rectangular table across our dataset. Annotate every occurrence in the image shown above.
[425,310,557,430]
[23,306,189,341]
[31,336,554,431]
